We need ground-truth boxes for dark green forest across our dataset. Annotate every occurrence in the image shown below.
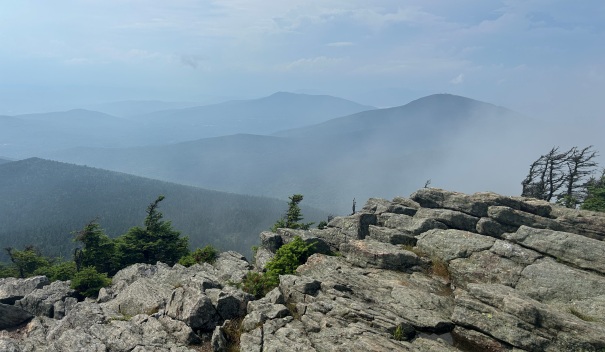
[0,158,328,261]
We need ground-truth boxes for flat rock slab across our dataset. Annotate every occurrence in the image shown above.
[295,254,454,331]
[414,208,479,233]
[368,225,417,246]
[452,283,605,352]
[505,225,605,274]
[515,259,605,304]
[340,239,423,271]
[416,229,496,262]
[380,213,447,235]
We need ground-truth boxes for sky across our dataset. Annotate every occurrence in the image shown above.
[1,0,604,120]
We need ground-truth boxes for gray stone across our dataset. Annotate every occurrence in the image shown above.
[410,188,554,219]
[240,327,263,352]
[206,287,252,321]
[0,339,22,352]
[101,278,172,316]
[388,205,418,216]
[367,225,417,245]
[362,197,392,214]
[253,247,274,271]
[449,250,525,289]
[392,196,421,209]
[340,239,423,272]
[504,225,605,274]
[410,188,489,217]
[415,208,479,232]
[549,206,605,241]
[0,276,49,305]
[515,259,605,304]
[0,303,33,329]
[452,283,605,352]
[416,229,496,262]
[327,212,377,240]
[164,285,219,331]
[279,275,321,303]
[487,206,563,230]
[476,217,517,237]
[489,240,543,266]
[450,325,513,352]
[380,213,447,235]
[16,280,76,319]
[212,251,252,284]
[211,323,228,352]
[241,302,290,332]
[260,231,283,253]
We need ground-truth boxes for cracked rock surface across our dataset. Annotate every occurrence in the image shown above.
[2,188,605,351]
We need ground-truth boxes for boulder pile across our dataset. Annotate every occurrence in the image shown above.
[2,188,605,351]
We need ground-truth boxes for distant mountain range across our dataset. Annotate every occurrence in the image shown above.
[84,100,201,118]
[0,158,328,261]
[0,92,373,158]
[126,92,375,143]
[46,94,534,212]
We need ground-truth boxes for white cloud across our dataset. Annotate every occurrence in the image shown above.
[450,73,465,84]
[326,41,355,47]
[278,56,345,72]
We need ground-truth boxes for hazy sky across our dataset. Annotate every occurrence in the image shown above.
[1,0,604,119]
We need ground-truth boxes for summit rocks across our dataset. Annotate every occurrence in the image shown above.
[2,188,605,351]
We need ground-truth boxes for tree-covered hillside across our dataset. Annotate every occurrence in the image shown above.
[0,158,328,261]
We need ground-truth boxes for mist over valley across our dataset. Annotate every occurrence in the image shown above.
[2,91,602,261]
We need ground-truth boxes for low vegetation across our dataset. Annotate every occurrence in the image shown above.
[271,194,314,232]
[241,236,317,298]
[0,196,218,298]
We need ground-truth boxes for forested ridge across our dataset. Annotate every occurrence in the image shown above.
[0,158,328,261]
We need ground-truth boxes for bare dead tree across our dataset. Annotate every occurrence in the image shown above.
[522,146,599,207]
[558,146,598,207]
[522,147,571,201]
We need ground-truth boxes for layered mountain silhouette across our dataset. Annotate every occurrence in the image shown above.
[0,92,372,158]
[0,158,327,260]
[127,92,374,142]
[46,94,534,212]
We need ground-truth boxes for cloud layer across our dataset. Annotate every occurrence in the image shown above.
[0,0,603,119]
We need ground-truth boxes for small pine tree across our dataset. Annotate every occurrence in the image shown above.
[74,220,116,274]
[116,196,189,267]
[271,194,313,232]
[581,171,605,212]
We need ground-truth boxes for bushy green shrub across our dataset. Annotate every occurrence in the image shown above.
[241,236,317,298]
[70,266,111,297]
[240,272,274,299]
[178,245,219,267]
[265,237,316,280]
[0,262,17,278]
[34,261,77,281]
[5,246,51,278]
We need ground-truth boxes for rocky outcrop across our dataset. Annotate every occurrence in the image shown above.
[0,251,253,351]
[2,188,605,351]
[244,188,605,351]
[0,277,49,305]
